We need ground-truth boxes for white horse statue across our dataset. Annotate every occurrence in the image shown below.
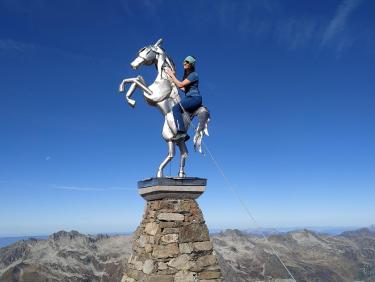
[119,39,210,178]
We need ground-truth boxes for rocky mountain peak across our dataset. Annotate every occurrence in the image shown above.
[49,230,84,241]
[341,227,375,238]
[289,229,318,238]
[0,231,132,282]
[219,229,245,237]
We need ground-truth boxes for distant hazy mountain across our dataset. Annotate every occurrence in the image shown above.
[0,226,358,248]
[1,228,375,281]
[0,236,48,248]
[243,226,359,236]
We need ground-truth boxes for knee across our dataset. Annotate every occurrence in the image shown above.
[167,151,175,158]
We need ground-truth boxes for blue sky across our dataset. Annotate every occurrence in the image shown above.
[0,0,374,236]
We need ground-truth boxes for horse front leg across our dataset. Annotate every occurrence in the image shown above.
[119,78,137,107]
[157,141,175,178]
[125,82,137,107]
[177,141,188,177]
[119,76,153,107]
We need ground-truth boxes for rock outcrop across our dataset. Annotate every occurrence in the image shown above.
[122,198,223,281]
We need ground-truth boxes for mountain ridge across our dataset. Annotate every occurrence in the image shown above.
[1,227,375,281]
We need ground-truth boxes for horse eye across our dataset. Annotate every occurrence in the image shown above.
[139,47,146,53]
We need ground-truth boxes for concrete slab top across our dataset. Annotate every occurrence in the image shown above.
[138,177,207,189]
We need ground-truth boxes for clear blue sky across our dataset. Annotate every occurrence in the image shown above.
[1,0,374,236]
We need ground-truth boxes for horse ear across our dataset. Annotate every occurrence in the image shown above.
[151,45,164,54]
[154,38,163,47]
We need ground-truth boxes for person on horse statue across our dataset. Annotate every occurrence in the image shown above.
[166,55,202,142]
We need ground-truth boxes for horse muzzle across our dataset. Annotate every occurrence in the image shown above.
[130,57,144,69]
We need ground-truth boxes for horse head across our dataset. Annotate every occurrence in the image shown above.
[130,38,164,69]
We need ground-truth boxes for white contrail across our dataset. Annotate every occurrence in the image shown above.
[321,0,362,46]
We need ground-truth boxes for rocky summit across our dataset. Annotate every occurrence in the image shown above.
[1,228,375,281]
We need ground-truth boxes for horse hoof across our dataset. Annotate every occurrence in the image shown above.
[119,84,124,92]
[157,171,163,178]
[127,99,136,107]
[178,172,186,178]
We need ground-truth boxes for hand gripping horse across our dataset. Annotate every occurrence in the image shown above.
[119,39,210,178]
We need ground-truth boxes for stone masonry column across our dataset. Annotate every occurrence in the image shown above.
[122,177,223,282]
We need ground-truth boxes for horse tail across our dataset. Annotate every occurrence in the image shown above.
[193,106,210,153]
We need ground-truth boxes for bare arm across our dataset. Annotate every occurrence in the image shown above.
[165,68,191,89]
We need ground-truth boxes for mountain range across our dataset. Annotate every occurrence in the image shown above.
[1,228,375,281]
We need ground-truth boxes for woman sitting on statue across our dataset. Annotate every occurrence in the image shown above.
[165,55,202,142]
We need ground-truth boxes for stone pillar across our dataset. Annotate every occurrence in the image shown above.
[122,177,223,282]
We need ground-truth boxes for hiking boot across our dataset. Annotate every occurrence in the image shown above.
[172,132,187,142]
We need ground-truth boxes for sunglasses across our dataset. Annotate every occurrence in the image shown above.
[183,61,190,65]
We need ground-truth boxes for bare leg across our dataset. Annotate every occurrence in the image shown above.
[157,141,175,178]
[177,141,188,177]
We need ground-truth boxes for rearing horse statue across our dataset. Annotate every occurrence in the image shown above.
[119,39,210,178]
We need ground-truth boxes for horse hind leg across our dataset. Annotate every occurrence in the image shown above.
[193,107,210,153]
[157,141,175,178]
[177,141,188,177]
[196,107,210,132]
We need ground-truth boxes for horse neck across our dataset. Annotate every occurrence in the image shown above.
[150,51,180,114]
[164,53,175,73]
[154,53,175,81]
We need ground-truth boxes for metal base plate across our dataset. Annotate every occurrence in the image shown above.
[138,177,207,201]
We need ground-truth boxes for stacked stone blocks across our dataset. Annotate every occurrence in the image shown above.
[122,198,222,282]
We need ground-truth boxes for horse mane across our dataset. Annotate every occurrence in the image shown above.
[165,53,176,71]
